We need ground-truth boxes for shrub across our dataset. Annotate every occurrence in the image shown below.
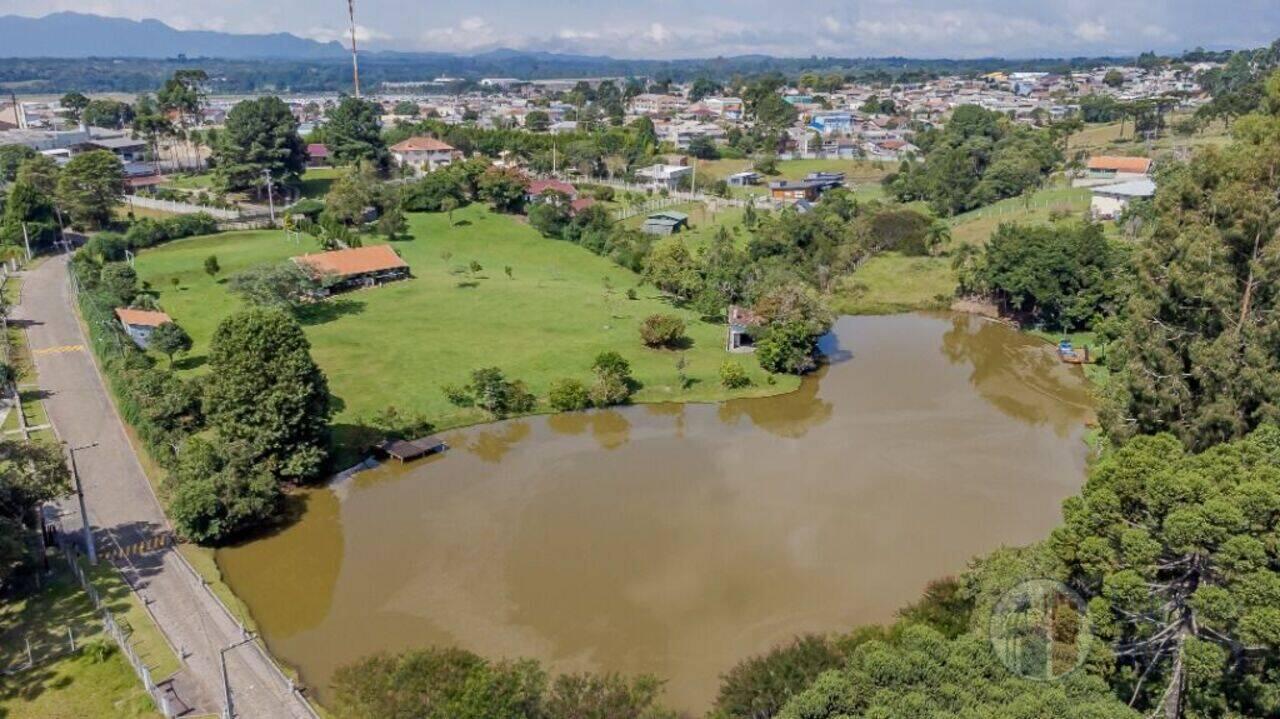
[719,361,751,389]
[589,351,635,407]
[447,368,537,417]
[639,314,687,348]
[548,378,591,411]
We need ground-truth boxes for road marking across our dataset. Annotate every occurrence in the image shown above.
[101,532,174,560]
[33,344,84,355]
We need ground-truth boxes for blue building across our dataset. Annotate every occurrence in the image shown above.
[809,112,854,135]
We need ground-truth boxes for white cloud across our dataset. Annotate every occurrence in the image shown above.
[420,16,503,51]
[1073,20,1109,43]
[821,16,841,33]
[303,24,389,44]
[643,22,671,44]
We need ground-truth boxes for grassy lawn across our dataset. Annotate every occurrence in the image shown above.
[830,253,956,315]
[947,185,1091,247]
[133,203,799,457]
[297,167,344,200]
[164,173,215,190]
[0,555,173,718]
[1067,116,1231,159]
[0,651,160,719]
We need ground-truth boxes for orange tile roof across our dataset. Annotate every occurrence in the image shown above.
[1087,155,1152,174]
[389,136,456,153]
[115,308,171,327]
[292,245,408,278]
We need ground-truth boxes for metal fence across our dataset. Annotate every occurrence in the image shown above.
[62,549,179,718]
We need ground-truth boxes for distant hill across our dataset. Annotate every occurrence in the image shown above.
[0,12,347,59]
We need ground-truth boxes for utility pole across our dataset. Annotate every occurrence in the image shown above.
[262,170,276,226]
[66,442,99,565]
[20,222,31,262]
[347,0,362,98]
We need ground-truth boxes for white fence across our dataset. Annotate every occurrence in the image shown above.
[124,195,242,220]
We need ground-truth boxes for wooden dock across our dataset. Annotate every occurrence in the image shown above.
[375,435,447,462]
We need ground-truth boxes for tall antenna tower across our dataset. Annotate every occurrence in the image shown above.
[347,0,362,97]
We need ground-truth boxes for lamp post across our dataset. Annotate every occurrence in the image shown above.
[64,441,99,565]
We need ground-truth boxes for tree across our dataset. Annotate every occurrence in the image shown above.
[227,262,325,311]
[331,647,546,719]
[752,284,834,375]
[713,635,845,719]
[212,96,306,192]
[324,163,381,225]
[0,440,70,584]
[441,196,459,225]
[548,378,591,412]
[0,145,36,183]
[81,99,133,129]
[1104,69,1127,88]
[975,221,1121,331]
[167,436,282,544]
[643,237,700,302]
[393,100,420,117]
[719,360,750,389]
[149,321,193,367]
[202,309,331,482]
[446,367,536,418]
[55,150,123,229]
[638,314,686,348]
[1051,427,1280,719]
[326,97,390,171]
[525,110,551,132]
[545,673,675,719]
[477,167,527,213]
[99,263,139,306]
[687,135,720,160]
[590,351,634,407]
[204,255,220,278]
[60,91,90,123]
[1104,82,1280,448]
[776,625,1135,719]
[688,77,722,102]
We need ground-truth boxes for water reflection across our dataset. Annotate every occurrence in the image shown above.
[717,373,834,438]
[217,313,1096,713]
[457,420,533,462]
[939,314,1095,436]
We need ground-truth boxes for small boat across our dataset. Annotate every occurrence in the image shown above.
[1057,339,1091,365]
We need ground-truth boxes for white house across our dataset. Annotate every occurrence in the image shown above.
[115,308,171,349]
[634,164,692,190]
[1091,178,1156,220]
[390,136,461,174]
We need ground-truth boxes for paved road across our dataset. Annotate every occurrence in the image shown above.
[16,253,315,719]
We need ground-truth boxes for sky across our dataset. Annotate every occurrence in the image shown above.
[3,0,1280,59]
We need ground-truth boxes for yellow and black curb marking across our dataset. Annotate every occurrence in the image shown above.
[102,533,174,560]
[33,344,85,356]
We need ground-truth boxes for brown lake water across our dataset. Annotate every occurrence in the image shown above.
[216,313,1096,712]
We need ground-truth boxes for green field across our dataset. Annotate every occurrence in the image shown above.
[947,185,1092,247]
[134,203,798,454]
[0,556,173,719]
[831,253,956,315]
[297,167,344,199]
[1067,115,1232,159]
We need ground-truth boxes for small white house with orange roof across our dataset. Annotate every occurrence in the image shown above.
[115,308,171,349]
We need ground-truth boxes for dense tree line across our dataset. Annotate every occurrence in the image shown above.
[1103,72,1280,450]
[886,105,1061,216]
